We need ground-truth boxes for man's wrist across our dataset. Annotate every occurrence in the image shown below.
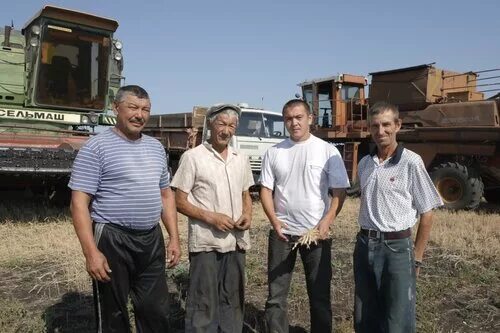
[414,260,423,268]
[168,237,180,245]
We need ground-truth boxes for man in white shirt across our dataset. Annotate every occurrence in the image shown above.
[259,99,350,333]
[354,102,442,333]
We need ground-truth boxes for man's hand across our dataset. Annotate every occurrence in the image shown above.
[85,250,112,282]
[209,212,235,232]
[415,266,421,278]
[166,239,181,268]
[272,220,289,242]
[235,213,251,230]
[315,218,332,240]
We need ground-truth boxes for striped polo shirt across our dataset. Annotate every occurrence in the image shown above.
[68,128,169,230]
[357,144,443,232]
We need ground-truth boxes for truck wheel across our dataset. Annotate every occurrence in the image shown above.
[483,189,500,204]
[430,162,483,210]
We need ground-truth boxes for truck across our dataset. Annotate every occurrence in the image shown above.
[143,104,287,182]
[299,63,500,210]
[0,6,123,202]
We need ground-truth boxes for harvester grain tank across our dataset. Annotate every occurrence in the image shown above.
[0,6,123,202]
[299,63,500,209]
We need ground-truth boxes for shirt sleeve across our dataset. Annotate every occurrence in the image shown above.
[243,155,255,191]
[327,147,351,189]
[410,156,443,214]
[159,149,170,189]
[258,149,275,190]
[68,142,101,195]
[170,151,196,194]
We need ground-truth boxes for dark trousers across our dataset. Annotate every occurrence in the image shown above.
[185,250,246,333]
[353,232,416,333]
[93,223,170,333]
[264,230,332,333]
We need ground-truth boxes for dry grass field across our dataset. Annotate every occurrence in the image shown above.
[0,198,498,332]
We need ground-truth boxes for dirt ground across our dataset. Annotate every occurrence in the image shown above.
[0,198,498,332]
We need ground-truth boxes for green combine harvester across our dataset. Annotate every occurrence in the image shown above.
[0,6,123,203]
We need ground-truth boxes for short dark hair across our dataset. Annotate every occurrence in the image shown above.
[282,99,311,115]
[115,85,149,103]
[369,101,399,120]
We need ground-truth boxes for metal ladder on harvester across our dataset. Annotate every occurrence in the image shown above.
[342,141,360,185]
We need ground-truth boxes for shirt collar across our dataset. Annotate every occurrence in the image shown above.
[370,143,404,165]
[203,141,238,159]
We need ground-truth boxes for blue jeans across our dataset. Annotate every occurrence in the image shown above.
[265,230,332,333]
[353,232,416,333]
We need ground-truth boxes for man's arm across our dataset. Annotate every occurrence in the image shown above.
[260,186,288,241]
[175,189,235,232]
[160,187,181,268]
[316,188,346,239]
[235,190,252,230]
[413,211,434,277]
[70,190,111,282]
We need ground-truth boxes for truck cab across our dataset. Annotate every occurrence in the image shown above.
[201,104,287,181]
[231,105,287,180]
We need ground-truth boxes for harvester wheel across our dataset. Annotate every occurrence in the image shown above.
[483,189,500,204]
[430,162,483,210]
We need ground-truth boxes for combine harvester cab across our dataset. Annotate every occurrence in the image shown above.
[298,74,370,194]
[0,6,123,202]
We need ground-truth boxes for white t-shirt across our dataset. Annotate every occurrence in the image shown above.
[259,135,350,235]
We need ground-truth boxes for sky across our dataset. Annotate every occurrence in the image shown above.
[2,0,499,114]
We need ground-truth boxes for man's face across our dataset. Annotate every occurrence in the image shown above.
[113,93,151,140]
[284,104,312,142]
[209,112,238,148]
[369,110,401,149]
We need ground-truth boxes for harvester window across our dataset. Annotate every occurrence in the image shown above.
[341,86,360,101]
[35,25,110,111]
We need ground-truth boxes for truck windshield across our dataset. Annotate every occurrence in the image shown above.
[35,25,111,111]
[237,112,287,138]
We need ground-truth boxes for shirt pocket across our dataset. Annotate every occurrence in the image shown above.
[307,163,328,188]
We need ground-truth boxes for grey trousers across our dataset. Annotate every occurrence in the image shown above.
[265,230,333,333]
[185,250,246,333]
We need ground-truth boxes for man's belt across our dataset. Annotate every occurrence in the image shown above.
[360,228,411,240]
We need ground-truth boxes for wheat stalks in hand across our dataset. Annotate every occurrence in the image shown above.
[292,229,321,250]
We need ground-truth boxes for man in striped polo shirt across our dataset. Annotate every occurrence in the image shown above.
[354,102,442,333]
[69,85,181,333]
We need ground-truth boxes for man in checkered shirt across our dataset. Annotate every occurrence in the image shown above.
[354,102,443,333]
